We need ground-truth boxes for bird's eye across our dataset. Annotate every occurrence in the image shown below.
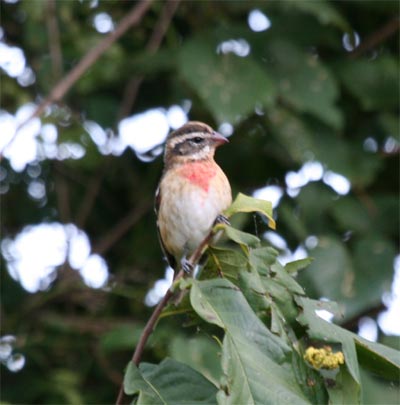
[192,137,203,144]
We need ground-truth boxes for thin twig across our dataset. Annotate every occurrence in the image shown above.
[55,170,71,223]
[349,17,400,59]
[115,227,217,405]
[75,159,110,228]
[0,0,153,159]
[46,0,63,81]
[118,0,181,119]
[93,202,151,255]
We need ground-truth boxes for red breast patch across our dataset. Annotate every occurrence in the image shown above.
[178,162,217,192]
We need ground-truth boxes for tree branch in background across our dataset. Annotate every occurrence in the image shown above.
[115,226,217,405]
[350,17,400,58]
[46,0,63,81]
[93,202,151,256]
[0,0,153,160]
[118,0,181,120]
[75,159,111,228]
[55,169,71,223]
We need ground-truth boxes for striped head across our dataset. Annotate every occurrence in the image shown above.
[164,121,228,168]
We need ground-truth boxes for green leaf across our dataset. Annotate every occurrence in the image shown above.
[267,107,317,164]
[355,338,400,380]
[360,368,400,404]
[190,279,311,405]
[335,57,399,111]
[224,192,275,229]
[297,236,355,316]
[205,246,248,280]
[285,258,314,274]
[179,36,276,124]
[296,296,361,387]
[169,335,223,386]
[266,39,342,129]
[100,325,142,351]
[287,0,350,31]
[238,268,273,314]
[330,197,372,234]
[221,225,260,248]
[124,358,218,404]
[296,297,400,381]
[326,365,360,405]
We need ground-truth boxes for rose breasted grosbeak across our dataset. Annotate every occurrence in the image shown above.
[155,121,232,273]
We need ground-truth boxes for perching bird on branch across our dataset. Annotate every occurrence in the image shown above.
[155,121,232,273]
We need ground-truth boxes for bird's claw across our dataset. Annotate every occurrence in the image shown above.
[181,259,194,275]
[214,214,230,226]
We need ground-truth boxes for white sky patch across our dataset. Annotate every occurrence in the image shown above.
[216,39,250,57]
[41,123,58,143]
[315,309,334,323]
[1,223,67,293]
[286,170,308,190]
[253,185,283,209]
[27,179,46,200]
[67,226,91,270]
[285,160,351,197]
[7,353,25,372]
[79,254,108,289]
[378,255,400,335]
[166,105,188,129]
[17,66,35,87]
[358,317,378,342]
[363,137,378,153]
[248,9,271,32]
[118,108,170,154]
[145,267,174,307]
[84,120,107,146]
[218,122,234,137]
[323,171,351,195]
[383,136,399,154]
[264,231,287,250]
[0,42,25,77]
[300,161,324,182]
[2,104,41,172]
[342,31,360,52]
[278,245,308,266]
[305,235,319,250]
[93,12,114,34]
[1,223,109,292]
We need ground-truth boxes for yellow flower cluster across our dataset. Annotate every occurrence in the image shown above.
[304,346,345,370]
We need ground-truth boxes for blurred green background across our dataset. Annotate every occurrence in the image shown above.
[1,1,399,403]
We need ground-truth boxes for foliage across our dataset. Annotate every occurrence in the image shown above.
[1,1,399,404]
[123,194,399,404]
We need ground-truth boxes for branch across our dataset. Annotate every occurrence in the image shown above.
[75,159,111,228]
[93,202,151,255]
[46,0,63,81]
[115,227,218,405]
[0,0,153,158]
[118,0,181,119]
[55,168,71,223]
[349,17,400,59]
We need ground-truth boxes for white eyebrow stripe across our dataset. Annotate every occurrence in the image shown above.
[168,132,209,148]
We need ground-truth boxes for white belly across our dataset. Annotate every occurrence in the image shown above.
[158,166,231,260]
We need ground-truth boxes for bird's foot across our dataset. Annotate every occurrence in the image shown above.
[214,214,230,226]
[181,258,194,275]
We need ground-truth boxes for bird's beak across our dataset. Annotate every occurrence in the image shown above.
[212,131,229,146]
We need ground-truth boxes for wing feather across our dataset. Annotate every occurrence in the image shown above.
[154,183,177,270]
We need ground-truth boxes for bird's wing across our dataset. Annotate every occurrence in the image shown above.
[154,184,177,270]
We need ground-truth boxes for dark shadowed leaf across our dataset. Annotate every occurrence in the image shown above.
[124,358,218,404]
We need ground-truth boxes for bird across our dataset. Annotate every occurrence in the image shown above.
[155,121,232,274]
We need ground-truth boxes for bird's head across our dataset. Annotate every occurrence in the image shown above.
[164,121,228,167]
